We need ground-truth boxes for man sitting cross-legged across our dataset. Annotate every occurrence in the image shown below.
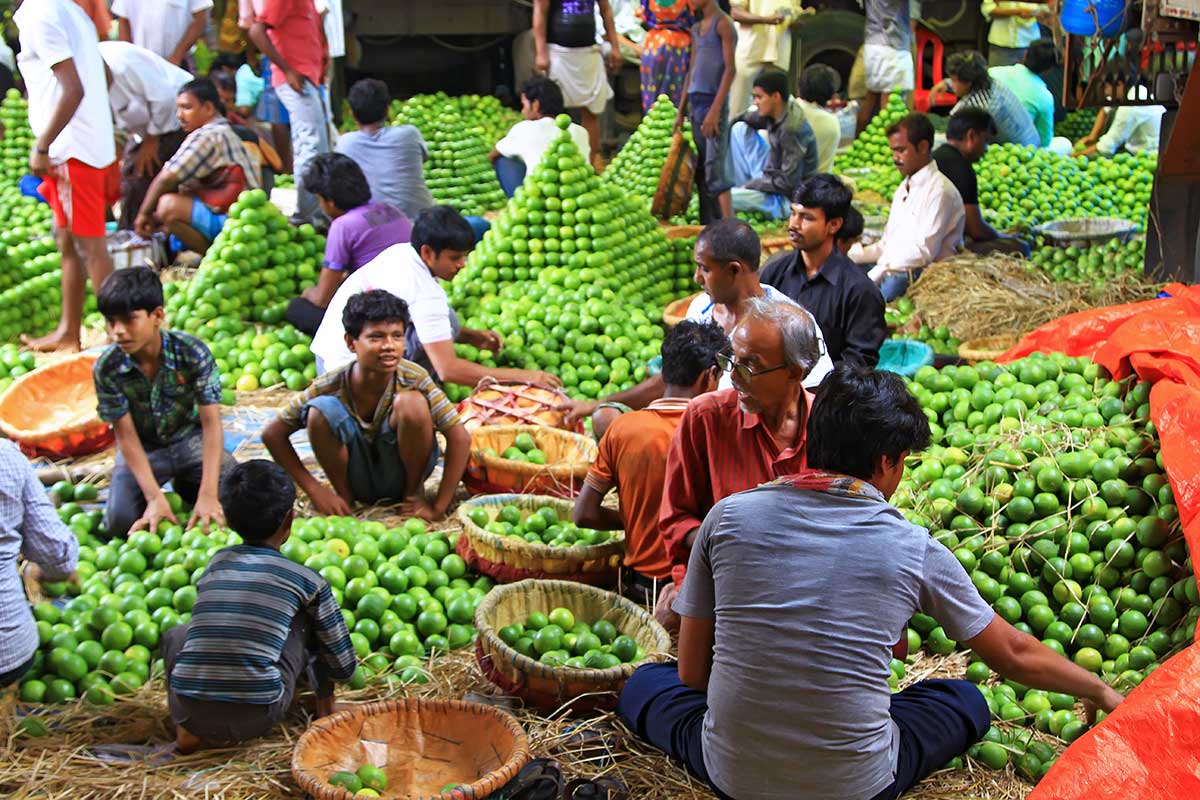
[619,364,1124,800]
[263,290,470,520]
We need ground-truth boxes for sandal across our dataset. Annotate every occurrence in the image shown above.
[499,758,564,800]
[563,775,629,800]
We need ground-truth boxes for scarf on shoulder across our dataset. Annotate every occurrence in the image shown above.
[768,469,885,503]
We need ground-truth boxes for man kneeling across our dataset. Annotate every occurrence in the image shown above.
[618,364,1123,800]
[263,290,470,520]
[162,460,356,753]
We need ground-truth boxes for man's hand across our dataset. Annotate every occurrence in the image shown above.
[284,68,307,94]
[187,493,225,533]
[133,140,162,178]
[558,398,599,426]
[654,582,681,637]
[308,483,353,517]
[535,50,551,75]
[701,108,721,139]
[135,210,160,239]
[407,497,443,522]
[528,370,563,388]
[131,492,179,534]
[607,46,622,74]
[1083,685,1125,724]
[29,150,51,178]
[470,329,503,353]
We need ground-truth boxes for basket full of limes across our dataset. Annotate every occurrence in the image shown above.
[455,494,624,585]
[474,579,671,711]
[291,697,530,800]
[465,425,596,498]
[0,352,113,459]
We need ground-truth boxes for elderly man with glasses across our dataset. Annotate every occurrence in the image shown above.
[658,297,825,604]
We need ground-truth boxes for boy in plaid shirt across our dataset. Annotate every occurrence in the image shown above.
[93,267,235,538]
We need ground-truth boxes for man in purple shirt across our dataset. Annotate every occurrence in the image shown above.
[285,153,413,335]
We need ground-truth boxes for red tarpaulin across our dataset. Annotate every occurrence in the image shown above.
[999,283,1200,798]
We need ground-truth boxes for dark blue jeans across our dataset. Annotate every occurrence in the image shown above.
[494,156,526,198]
[617,662,990,800]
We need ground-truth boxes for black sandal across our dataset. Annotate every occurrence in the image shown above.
[500,758,565,800]
[563,775,629,800]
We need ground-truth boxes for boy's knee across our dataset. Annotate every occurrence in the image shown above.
[392,391,432,426]
[305,405,330,432]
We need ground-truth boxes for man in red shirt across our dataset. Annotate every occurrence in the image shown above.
[247,0,329,226]
[574,320,728,605]
[659,297,824,596]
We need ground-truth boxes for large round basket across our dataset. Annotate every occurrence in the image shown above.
[292,698,529,800]
[662,293,698,328]
[760,235,791,259]
[1033,217,1138,248]
[455,379,579,434]
[958,335,1020,364]
[0,353,113,459]
[660,223,704,240]
[474,579,672,711]
[464,425,596,498]
[455,494,624,585]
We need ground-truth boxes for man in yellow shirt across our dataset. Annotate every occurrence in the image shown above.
[728,0,808,117]
[982,1,1051,67]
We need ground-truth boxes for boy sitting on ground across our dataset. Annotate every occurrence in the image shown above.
[284,152,413,335]
[94,267,235,538]
[263,290,471,520]
[162,459,356,753]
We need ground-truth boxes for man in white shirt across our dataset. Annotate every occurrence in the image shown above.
[311,206,560,388]
[113,0,212,69]
[16,0,116,353]
[99,41,194,231]
[849,113,965,302]
[490,76,591,197]
[1078,86,1166,158]
[795,65,842,174]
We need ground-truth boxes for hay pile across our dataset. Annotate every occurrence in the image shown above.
[906,253,1161,343]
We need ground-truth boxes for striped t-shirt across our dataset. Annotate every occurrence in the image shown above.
[169,545,356,704]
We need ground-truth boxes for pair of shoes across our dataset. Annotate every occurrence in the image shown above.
[563,776,628,800]
[497,760,628,800]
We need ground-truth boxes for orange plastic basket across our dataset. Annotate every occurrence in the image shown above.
[0,353,113,459]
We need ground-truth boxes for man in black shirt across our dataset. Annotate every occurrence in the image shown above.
[760,175,886,367]
[932,109,1031,257]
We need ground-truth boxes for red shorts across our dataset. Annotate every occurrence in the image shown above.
[39,159,120,238]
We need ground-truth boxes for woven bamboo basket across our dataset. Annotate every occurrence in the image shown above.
[651,130,697,220]
[474,579,672,711]
[660,223,704,240]
[760,235,791,259]
[464,425,596,498]
[455,379,579,434]
[958,335,1020,364]
[455,494,624,585]
[0,352,113,459]
[662,293,699,328]
[291,698,529,800]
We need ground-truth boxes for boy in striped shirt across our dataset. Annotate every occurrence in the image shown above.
[162,460,355,753]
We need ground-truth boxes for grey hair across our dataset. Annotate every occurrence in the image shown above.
[742,296,822,374]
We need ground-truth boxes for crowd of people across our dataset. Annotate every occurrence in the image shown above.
[3,0,1157,795]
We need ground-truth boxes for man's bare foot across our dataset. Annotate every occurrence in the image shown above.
[20,329,81,353]
[175,725,205,755]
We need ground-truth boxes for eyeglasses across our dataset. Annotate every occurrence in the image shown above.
[715,350,789,382]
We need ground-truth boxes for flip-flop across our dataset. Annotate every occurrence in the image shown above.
[87,742,178,765]
[500,758,564,800]
[563,775,629,800]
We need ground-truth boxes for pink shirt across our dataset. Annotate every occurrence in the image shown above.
[257,0,326,88]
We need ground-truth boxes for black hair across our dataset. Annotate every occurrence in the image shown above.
[410,206,476,256]
[807,364,932,481]
[836,205,863,243]
[886,113,936,150]
[211,70,237,95]
[208,52,244,74]
[791,173,852,224]
[219,460,296,543]
[697,217,761,270]
[946,107,998,141]
[179,78,226,116]
[348,78,390,125]
[520,75,566,118]
[343,289,411,339]
[753,68,790,101]
[660,320,728,388]
[97,267,164,319]
[797,64,840,106]
[945,51,991,93]
[1023,38,1058,75]
[303,153,371,211]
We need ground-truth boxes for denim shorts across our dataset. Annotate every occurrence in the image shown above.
[190,199,228,241]
[301,395,439,503]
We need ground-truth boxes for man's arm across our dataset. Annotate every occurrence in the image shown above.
[167,9,211,67]
[574,483,624,530]
[963,204,1001,241]
[678,615,716,690]
[422,338,559,388]
[840,283,888,368]
[247,21,305,93]
[113,415,178,532]
[262,417,353,516]
[134,167,183,237]
[18,450,79,581]
[117,16,133,43]
[301,267,348,308]
[188,404,226,532]
[981,1,1044,19]
[558,373,665,427]
[597,0,623,72]
[29,59,86,177]
[532,0,551,75]
[1095,107,1135,157]
[730,5,784,25]
[658,408,711,566]
[700,16,737,139]
[965,615,1124,721]
[422,423,469,520]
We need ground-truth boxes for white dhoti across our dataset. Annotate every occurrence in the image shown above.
[864,43,915,94]
[548,43,613,115]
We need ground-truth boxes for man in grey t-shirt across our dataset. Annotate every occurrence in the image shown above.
[618,364,1124,800]
[335,78,435,220]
